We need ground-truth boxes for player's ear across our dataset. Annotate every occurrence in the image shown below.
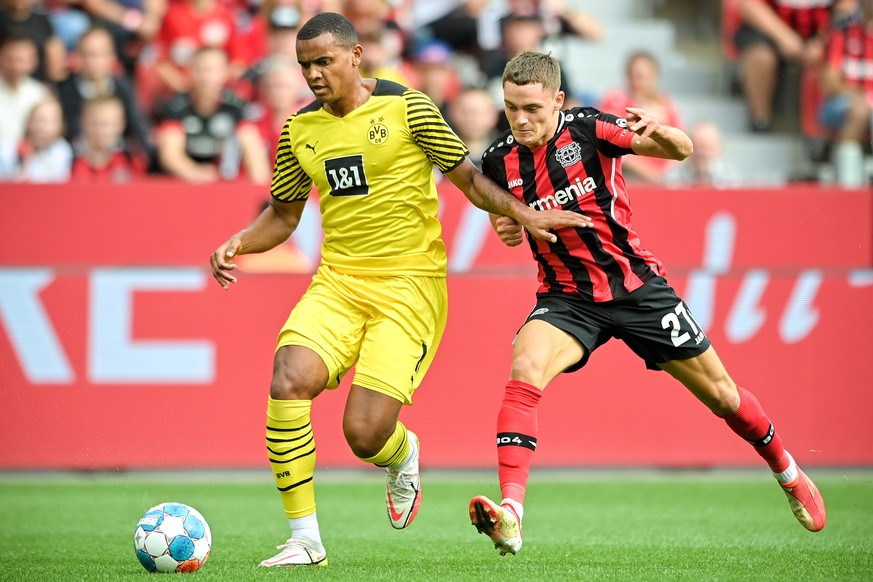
[554,90,565,111]
[352,44,363,67]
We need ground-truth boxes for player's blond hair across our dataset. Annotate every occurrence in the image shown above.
[502,51,561,92]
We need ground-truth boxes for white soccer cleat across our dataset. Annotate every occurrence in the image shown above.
[258,538,328,567]
[469,495,522,556]
[385,431,421,529]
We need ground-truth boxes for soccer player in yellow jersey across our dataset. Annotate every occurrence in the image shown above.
[209,12,589,567]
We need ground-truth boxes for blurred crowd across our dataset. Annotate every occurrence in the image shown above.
[0,0,870,187]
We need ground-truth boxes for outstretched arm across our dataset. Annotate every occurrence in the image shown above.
[626,107,693,161]
[209,199,306,289]
[445,158,592,243]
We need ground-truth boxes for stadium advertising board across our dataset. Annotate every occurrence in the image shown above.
[1,182,871,469]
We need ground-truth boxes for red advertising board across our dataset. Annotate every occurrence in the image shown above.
[0,182,871,469]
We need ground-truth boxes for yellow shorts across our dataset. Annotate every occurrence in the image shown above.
[276,265,448,405]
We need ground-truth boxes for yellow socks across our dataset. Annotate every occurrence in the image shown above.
[266,397,317,518]
[361,421,411,468]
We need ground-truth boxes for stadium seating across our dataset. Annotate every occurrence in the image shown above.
[564,0,805,185]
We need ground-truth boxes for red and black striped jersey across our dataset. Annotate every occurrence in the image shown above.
[480,107,666,302]
[826,19,873,96]
[761,0,831,40]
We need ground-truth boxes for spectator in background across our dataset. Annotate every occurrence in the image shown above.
[734,0,832,132]
[478,0,603,52]
[238,1,301,100]
[482,13,581,132]
[45,0,91,53]
[599,51,683,184]
[0,96,72,181]
[80,0,167,73]
[0,0,67,82]
[146,0,247,103]
[411,0,490,56]
[155,47,270,184]
[0,34,49,142]
[57,26,153,166]
[819,0,872,187]
[447,86,499,166]
[71,95,146,181]
[410,39,459,118]
[342,0,398,37]
[667,121,742,188]
[358,28,414,86]
[251,56,309,156]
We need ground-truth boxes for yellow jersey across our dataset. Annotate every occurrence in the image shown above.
[271,79,469,276]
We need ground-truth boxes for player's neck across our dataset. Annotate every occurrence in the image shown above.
[323,77,376,118]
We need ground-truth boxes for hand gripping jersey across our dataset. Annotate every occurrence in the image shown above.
[271,80,469,277]
[481,107,666,302]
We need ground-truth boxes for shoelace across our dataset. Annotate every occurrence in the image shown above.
[386,465,416,498]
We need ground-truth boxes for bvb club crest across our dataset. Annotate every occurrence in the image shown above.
[368,117,389,145]
[555,142,581,168]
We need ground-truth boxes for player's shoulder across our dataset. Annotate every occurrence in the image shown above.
[481,128,517,162]
[284,100,323,132]
[564,106,627,131]
[292,99,324,118]
[564,106,603,125]
[373,78,410,97]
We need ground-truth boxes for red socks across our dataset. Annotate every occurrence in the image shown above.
[496,380,542,504]
[719,386,790,473]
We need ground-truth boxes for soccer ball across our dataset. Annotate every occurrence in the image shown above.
[134,502,212,573]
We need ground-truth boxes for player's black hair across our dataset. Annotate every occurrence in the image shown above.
[297,12,358,49]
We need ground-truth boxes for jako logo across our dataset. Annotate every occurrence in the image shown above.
[508,178,523,188]
[528,176,596,211]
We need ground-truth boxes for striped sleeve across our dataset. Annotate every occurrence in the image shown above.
[403,89,469,173]
[590,110,634,157]
[270,116,313,202]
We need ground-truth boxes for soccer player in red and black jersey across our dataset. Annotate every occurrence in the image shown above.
[734,0,833,132]
[467,51,827,557]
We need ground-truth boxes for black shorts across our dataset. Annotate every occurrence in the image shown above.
[523,276,711,373]
[734,23,779,54]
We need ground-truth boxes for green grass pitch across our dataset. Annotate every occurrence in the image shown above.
[1,470,871,581]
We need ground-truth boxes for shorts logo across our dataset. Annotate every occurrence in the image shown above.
[367,116,389,145]
[555,142,581,168]
[529,307,549,318]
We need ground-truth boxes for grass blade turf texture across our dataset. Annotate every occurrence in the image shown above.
[0,470,870,581]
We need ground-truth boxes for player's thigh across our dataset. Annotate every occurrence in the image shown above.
[512,319,586,388]
[615,277,710,370]
[512,294,611,386]
[354,275,448,405]
[276,266,368,389]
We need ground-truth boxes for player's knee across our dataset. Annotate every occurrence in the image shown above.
[343,424,386,459]
[510,353,547,387]
[708,378,740,416]
[269,368,321,400]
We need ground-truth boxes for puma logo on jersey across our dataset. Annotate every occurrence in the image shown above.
[305,142,318,153]
[508,178,523,188]
[528,176,597,211]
